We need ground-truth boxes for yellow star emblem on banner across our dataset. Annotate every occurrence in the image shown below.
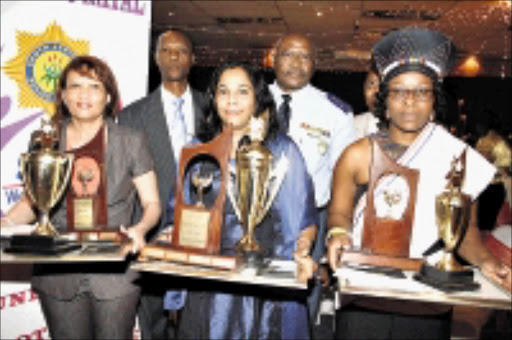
[2,22,89,116]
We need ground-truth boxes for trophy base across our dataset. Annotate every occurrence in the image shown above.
[4,235,81,255]
[237,250,267,276]
[140,244,238,270]
[413,264,480,292]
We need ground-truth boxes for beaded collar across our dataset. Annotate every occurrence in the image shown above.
[371,130,409,161]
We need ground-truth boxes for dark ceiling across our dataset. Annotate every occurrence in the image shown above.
[151,0,511,77]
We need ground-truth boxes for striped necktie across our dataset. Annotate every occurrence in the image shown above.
[171,97,186,162]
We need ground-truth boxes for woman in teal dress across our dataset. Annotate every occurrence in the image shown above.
[167,62,318,339]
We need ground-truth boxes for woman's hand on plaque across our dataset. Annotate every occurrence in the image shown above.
[327,231,352,272]
[295,253,317,283]
[481,257,511,292]
[119,224,146,255]
[294,226,318,283]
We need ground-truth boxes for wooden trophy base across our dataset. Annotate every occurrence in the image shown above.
[341,250,425,271]
[413,263,481,292]
[4,235,81,255]
[140,243,238,270]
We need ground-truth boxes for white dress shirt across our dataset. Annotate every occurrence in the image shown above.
[160,85,196,162]
[160,85,196,142]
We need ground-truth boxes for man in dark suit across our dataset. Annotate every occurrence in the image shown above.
[118,29,204,339]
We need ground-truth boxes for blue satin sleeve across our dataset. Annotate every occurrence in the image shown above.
[269,134,318,259]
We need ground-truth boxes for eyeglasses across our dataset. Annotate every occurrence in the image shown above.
[276,51,313,62]
[388,88,434,101]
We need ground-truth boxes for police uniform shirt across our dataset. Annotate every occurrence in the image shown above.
[270,83,355,207]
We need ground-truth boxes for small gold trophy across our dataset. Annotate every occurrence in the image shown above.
[20,117,74,236]
[416,149,480,291]
[228,112,288,271]
[191,169,214,208]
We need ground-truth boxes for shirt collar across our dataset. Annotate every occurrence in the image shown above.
[160,84,191,105]
[271,82,311,103]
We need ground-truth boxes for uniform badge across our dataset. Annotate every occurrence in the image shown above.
[317,140,328,155]
[300,122,330,138]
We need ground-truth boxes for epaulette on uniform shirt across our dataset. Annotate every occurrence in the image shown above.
[327,92,352,114]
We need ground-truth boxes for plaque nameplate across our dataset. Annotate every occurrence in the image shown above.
[73,198,94,229]
[178,208,211,248]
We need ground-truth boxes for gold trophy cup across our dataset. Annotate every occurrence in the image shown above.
[21,118,74,236]
[434,186,471,272]
[5,118,80,254]
[416,150,480,291]
[228,112,288,271]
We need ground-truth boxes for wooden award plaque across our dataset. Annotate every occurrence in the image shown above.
[342,139,424,271]
[362,139,419,257]
[140,127,237,269]
[66,125,108,240]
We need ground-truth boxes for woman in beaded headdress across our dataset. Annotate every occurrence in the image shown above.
[327,27,510,339]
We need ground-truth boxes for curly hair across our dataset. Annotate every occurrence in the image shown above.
[197,62,279,143]
[373,68,448,130]
[54,55,120,125]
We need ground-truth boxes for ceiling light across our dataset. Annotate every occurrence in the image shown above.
[499,1,511,9]
[316,11,323,17]
[459,55,481,77]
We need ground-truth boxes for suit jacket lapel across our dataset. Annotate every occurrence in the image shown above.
[191,88,204,135]
[143,89,176,190]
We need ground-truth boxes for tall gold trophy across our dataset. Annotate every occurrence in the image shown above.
[228,112,288,271]
[6,118,77,254]
[416,149,480,291]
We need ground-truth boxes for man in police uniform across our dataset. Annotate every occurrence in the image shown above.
[269,33,354,325]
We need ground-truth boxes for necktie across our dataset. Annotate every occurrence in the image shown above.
[171,97,186,162]
[277,94,292,133]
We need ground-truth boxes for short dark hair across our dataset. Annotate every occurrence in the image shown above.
[155,29,193,54]
[54,55,120,124]
[198,62,279,143]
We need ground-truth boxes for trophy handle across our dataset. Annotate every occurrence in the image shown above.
[255,155,288,226]
[19,154,34,203]
[53,154,75,205]
[227,165,242,221]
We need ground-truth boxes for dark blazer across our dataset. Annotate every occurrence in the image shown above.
[118,87,204,240]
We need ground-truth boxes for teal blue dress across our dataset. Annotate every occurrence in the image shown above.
[167,133,318,339]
